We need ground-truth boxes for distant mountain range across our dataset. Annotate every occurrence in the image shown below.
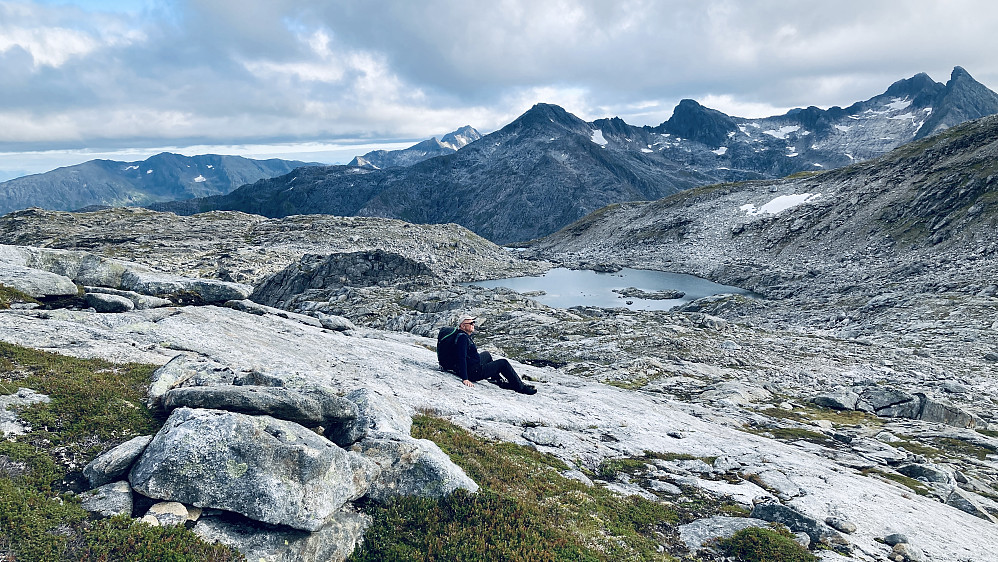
[150,67,998,244]
[348,126,482,169]
[0,153,319,215]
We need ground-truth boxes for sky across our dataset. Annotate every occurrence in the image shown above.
[2,0,997,180]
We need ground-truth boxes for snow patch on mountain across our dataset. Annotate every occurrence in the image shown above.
[712,147,728,156]
[591,129,608,147]
[762,125,800,140]
[193,175,207,183]
[740,193,822,216]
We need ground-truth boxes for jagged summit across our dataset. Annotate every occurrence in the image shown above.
[915,66,998,138]
[346,125,483,170]
[150,67,998,245]
[655,99,738,148]
[502,102,592,135]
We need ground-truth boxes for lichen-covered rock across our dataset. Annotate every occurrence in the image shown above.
[0,264,78,298]
[146,354,236,411]
[80,480,133,517]
[128,407,378,532]
[677,515,771,551]
[163,384,358,427]
[811,389,860,411]
[83,435,153,488]
[84,286,172,309]
[352,435,478,503]
[326,388,412,446]
[857,388,920,418]
[194,507,371,562]
[749,503,840,545]
[84,292,135,313]
[146,501,189,526]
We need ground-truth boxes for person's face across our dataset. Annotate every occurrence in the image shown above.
[460,319,476,334]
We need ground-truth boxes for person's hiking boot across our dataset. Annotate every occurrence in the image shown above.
[517,384,537,395]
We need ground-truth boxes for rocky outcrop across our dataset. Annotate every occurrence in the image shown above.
[252,250,436,309]
[162,385,358,429]
[129,407,377,532]
[0,244,251,304]
[83,435,153,488]
[0,264,78,299]
[68,360,477,560]
[812,387,979,429]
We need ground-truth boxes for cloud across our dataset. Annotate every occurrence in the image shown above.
[1,0,998,162]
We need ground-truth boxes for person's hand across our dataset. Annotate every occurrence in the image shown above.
[463,380,474,387]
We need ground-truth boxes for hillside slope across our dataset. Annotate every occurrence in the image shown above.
[151,68,998,245]
[0,153,315,215]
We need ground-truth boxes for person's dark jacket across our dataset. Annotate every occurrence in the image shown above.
[452,332,480,381]
[438,327,480,381]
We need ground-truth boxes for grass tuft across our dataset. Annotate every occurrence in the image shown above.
[715,526,818,561]
[0,342,242,561]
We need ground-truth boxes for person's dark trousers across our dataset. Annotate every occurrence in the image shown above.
[477,351,529,391]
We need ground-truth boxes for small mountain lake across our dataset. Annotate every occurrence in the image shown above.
[463,267,752,311]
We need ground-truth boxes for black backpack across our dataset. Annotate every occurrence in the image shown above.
[436,327,461,371]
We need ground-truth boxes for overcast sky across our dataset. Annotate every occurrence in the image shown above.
[2,0,997,179]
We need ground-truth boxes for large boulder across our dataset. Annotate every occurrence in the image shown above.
[0,264,78,298]
[194,507,371,562]
[327,388,413,446]
[251,250,436,308]
[84,286,172,309]
[79,480,133,518]
[146,354,237,411]
[946,488,998,522]
[914,393,977,428]
[128,407,378,532]
[83,435,153,487]
[84,292,135,313]
[811,389,860,411]
[749,503,840,545]
[352,435,478,503]
[163,384,358,428]
[857,388,920,418]
[677,515,772,551]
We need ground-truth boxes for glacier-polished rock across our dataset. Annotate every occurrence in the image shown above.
[128,407,378,532]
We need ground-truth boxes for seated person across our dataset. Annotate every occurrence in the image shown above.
[437,315,536,395]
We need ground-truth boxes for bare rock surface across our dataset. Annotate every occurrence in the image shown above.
[0,263,78,298]
[193,507,371,562]
[83,434,153,487]
[128,406,378,532]
[1,304,996,560]
[79,480,133,518]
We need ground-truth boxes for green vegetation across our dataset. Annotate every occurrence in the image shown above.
[715,526,818,562]
[0,283,39,309]
[976,428,998,439]
[860,468,930,496]
[0,342,243,561]
[350,415,681,561]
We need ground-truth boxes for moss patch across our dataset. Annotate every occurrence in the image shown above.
[0,283,39,309]
[715,526,818,562]
[0,342,243,561]
[861,468,930,496]
[350,414,681,561]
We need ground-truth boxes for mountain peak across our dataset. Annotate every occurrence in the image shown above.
[656,99,736,148]
[915,66,998,139]
[507,103,590,133]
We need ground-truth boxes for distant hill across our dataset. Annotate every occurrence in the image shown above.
[150,67,998,244]
[0,153,318,215]
[347,126,482,169]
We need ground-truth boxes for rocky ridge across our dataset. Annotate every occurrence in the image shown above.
[0,152,317,216]
[150,67,998,244]
[1,202,997,559]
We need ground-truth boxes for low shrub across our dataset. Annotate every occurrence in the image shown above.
[715,526,817,562]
